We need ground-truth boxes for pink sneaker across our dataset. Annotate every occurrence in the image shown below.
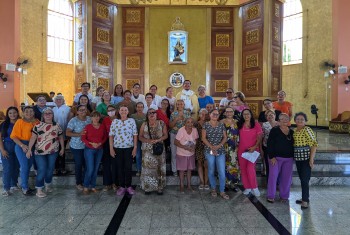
[126,187,135,195]
[116,187,126,196]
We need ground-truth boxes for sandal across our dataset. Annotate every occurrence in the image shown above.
[267,198,274,203]
[204,185,210,190]
[198,185,204,190]
[211,190,217,197]
[220,192,230,200]
[280,198,288,203]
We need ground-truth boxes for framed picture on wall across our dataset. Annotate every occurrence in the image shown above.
[168,30,188,64]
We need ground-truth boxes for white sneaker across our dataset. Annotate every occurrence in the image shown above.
[252,188,261,197]
[243,189,251,195]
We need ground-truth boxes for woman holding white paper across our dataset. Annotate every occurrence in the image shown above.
[237,109,263,196]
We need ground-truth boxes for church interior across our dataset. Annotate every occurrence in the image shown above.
[1,0,350,234]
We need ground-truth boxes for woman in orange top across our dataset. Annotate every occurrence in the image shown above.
[10,106,40,196]
[272,90,293,119]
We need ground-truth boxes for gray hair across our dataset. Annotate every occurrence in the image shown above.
[199,108,208,114]
[198,85,206,91]
[54,95,65,102]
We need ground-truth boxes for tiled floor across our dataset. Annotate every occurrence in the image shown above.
[1,185,349,235]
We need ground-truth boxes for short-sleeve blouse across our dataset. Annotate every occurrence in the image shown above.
[109,118,138,148]
[32,122,63,155]
[293,126,318,147]
[203,122,226,155]
[170,110,191,134]
[67,117,91,149]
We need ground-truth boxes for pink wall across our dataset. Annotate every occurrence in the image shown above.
[0,0,20,110]
[331,0,350,118]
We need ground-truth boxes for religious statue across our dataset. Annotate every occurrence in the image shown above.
[173,39,185,62]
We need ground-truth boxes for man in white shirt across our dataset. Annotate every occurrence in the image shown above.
[131,83,146,105]
[52,95,71,175]
[149,85,162,108]
[175,80,199,120]
[219,88,235,110]
[73,82,93,105]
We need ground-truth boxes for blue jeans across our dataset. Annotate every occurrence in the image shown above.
[1,141,19,191]
[71,148,85,185]
[205,153,226,193]
[34,153,58,188]
[136,140,142,171]
[84,147,103,188]
[15,141,33,191]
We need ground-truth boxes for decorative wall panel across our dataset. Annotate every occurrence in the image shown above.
[92,0,115,92]
[212,31,233,51]
[242,72,263,96]
[74,0,86,93]
[243,1,263,25]
[123,8,145,27]
[211,8,234,97]
[242,49,263,72]
[246,101,260,118]
[212,8,233,27]
[122,7,145,90]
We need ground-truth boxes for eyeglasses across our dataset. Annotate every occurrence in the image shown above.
[211,113,219,116]
[226,92,232,94]
[38,99,46,102]
[148,112,156,115]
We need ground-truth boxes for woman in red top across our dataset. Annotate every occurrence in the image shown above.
[101,105,117,191]
[156,99,171,154]
[81,111,107,192]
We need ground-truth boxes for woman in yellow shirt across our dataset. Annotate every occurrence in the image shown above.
[10,106,39,196]
[293,112,317,209]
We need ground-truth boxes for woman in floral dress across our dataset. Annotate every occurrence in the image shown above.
[221,107,240,192]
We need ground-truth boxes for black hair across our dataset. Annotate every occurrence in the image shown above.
[263,98,272,104]
[161,98,171,119]
[150,85,157,90]
[145,108,156,123]
[113,84,124,97]
[124,89,132,95]
[81,82,91,88]
[132,83,140,88]
[294,112,308,122]
[166,87,172,92]
[145,93,154,99]
[136,102,145,108]
[0,107,19,139]
[78,94,92,112]
[237,108,255,129]
[184,80,191,85]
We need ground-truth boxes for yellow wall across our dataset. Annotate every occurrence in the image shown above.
[148,7,208,96]
[20,0,74,105]
[282,0,332,126]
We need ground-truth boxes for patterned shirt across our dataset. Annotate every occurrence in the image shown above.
[293,126,318,147]
[32,122,63,155]
[67,117,91,149]
[170,110,191,134]
[203,122,226,155]
[109,118,138,148]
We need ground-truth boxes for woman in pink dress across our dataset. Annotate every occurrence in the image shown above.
[237,109,263,197]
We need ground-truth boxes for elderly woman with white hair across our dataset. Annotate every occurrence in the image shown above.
[197,85,214,109]
[52,95,71,175]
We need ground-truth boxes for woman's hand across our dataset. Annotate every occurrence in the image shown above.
[0,149,9,158]
[132,147,137,158]
[110,148,116,158]
[59,148,65,156]
[25,150,32,159]
[270,158,277,166]
[21,144,29,153]
[309,158,314,169]
[248,146,256,153]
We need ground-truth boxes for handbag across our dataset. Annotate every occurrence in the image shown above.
[147,121,164,156]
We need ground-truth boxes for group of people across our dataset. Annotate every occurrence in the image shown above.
[0,81,317,209]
